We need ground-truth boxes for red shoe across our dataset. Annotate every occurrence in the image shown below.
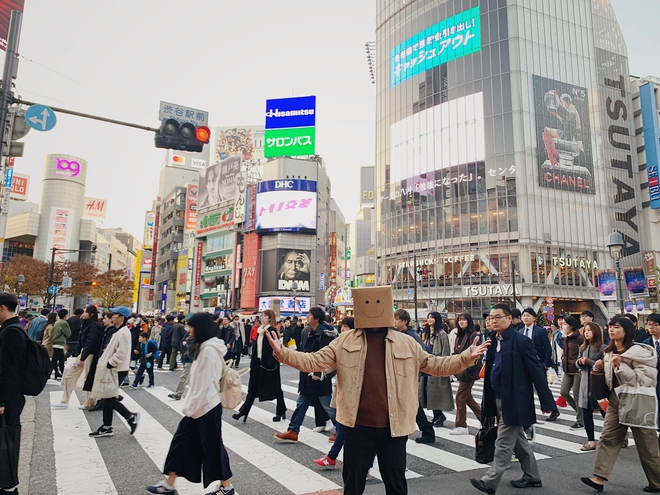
[328,433,337,443]
[274,429,299,443]
[556,396,568,408]
[314,455,336,469]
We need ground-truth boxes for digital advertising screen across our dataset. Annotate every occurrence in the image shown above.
[255,180,317,233]
[390,92,486,183]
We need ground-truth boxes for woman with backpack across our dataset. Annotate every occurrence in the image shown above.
[52,305,104,410]
[130,332,159,388]
[148,312,234,495]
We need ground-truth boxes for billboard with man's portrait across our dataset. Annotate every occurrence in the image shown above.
[261,248,312,293]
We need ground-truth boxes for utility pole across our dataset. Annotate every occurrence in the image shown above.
[0,10,22,265]
[511,260,517,310]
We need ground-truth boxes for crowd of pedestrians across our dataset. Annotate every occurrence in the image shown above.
[3,289,660,495]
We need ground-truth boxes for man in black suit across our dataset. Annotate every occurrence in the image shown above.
[470,304,555,495]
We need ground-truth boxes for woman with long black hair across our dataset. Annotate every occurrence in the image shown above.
[420,311,454,426]
[232,309,286,422]
[450,313,482,435]
[581,316,660,493]
[148,311,234,495]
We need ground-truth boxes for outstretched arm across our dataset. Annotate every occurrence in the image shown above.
[265,329,338,372]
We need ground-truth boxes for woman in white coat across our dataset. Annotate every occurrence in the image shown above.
[581,316,660,493]
[148,312,234,495]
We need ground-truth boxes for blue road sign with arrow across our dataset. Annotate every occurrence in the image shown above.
[25,104,56,132]
[48,285,58,295]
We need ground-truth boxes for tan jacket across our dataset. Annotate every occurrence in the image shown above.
[98,326,132,372]
[603,342,657,390]
[275,328,476,437]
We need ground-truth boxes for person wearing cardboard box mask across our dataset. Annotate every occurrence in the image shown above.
[265,286,490,495]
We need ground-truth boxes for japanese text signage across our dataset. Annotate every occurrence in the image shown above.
[197,206,234,235]
[158,101,208,127]
[391,6,481,88]
[639,82,660,209]
[185,184,198,231]
[264,95,316,158]
[255,180,317,232]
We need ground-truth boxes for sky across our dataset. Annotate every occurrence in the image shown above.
[2,0,658,243]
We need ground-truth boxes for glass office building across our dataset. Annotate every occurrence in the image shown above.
[375,0,645,321]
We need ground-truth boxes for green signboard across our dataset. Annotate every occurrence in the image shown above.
[264,126,315,158]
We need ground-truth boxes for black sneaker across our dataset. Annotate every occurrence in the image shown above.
[546,409,560,421]
[168,394,181,401]
[206,484,235,495]
[127,413,139,435]
[89,426,113,437]
[570,423,584,430]
[147,480,175,494]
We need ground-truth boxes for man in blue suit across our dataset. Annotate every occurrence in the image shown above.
[470,304,555,495]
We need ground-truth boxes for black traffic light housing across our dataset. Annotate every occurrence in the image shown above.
[155,118,210,153]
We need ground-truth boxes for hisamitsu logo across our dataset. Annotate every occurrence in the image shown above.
[265,96,316,130]
[55,158,81,177]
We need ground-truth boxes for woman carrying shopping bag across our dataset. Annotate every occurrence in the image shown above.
[51,305,104,410]
[147,312,234,495]
[581,316,660,493]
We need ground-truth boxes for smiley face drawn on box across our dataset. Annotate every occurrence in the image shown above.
[353,286,395,329]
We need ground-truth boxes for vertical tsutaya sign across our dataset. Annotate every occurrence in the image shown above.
[264,96,316,158]
[390,6,481,88]
[193,241,203,308]
[533,76,594,194]
[639,82,660,209]
[596,48,643,260]
[185,184,198,231]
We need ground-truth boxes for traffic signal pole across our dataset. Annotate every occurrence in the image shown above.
[0,10,22,267]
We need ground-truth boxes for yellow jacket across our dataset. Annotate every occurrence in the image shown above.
[275,328,476,437]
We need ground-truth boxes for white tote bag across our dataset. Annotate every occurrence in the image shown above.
[90,366,119,399]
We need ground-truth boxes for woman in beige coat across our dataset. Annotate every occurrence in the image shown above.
[41,312,58,360]
[581,316,660,493]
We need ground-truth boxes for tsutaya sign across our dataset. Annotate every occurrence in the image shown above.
[462,284,519,297]
[552,256,598,269]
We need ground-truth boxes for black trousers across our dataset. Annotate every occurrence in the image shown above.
[51,348,65,377]
[164,403,232,488]
[343,425,408,495]
[416,404,435,439]
[238,388,286,417]
[232,338,242,367]
[157,347,171,368]
[103,371,132,426]
[314,396,331,427]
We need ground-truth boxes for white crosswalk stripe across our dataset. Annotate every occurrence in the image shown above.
[42,371,633,495]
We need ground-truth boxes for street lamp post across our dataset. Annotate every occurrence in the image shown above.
[291,281,299,317]
[607,231,625,315]
[16,273,24,308]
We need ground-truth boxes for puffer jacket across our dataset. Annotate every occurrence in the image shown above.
[562,331,584,374]
[298,322,338,397]
[603,342,658,390]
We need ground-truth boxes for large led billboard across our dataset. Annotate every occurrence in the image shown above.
[264,96,316,158]
[390,6,481,88]
[390,92,485,183]
[255,179,317,232]
[533,75,594,194]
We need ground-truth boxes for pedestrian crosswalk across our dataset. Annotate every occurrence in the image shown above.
[38,369,626,495]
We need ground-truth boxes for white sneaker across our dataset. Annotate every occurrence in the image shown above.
[51,402,68,409]
[323,420,334,432]
[312,426,325,433]
[450,427,470,435]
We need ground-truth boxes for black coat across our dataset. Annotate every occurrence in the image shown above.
[67,316,83,346]
[298,323,338,396]
[0,317,27,418]
[80,320,104,392]
[482,326,555,426]
[219,326,235,348]
[247,325,283,402]
[171,323,186,348]
[160,322,173,348]
[519,325,553,368]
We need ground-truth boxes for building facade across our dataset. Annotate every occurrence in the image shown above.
[375,0,645,322]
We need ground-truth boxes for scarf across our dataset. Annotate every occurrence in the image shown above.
[257,325,268,360]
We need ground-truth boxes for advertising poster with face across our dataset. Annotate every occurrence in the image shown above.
[198,155,243,209]
[261,249,312,293]
[533,75,594,194]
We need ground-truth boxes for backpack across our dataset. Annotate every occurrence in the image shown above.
[147,339,160,361]
[13,324,51,396]
[217,357,249,409]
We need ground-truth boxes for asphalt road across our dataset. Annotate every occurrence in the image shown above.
[18,360,658,495]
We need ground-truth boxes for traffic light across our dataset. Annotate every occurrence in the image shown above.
[346,247,351,261]
[3,106,30,157]
[154,118,210,152]
[393,303,398,311]
[84,281,98,287]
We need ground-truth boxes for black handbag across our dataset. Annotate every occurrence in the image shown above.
[590,370,610,401]
[475,417,498,464]
[0,415,21,488]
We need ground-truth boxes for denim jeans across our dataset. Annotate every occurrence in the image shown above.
[328,422,345,460]
[288,394,335,433]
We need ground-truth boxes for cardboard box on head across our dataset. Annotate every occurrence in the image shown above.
[353,286,395,329]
